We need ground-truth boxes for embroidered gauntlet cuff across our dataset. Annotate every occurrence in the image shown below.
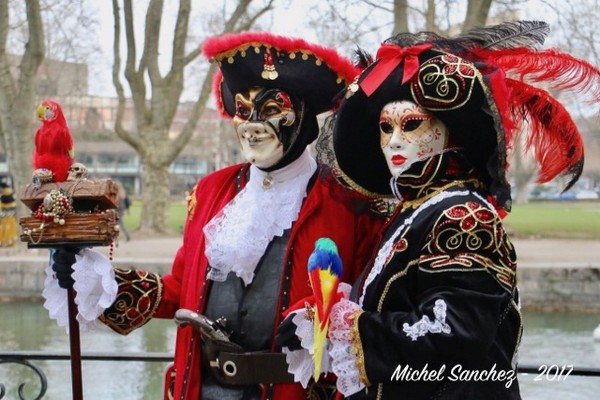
[99,268,163,335]
[350,311,370,386]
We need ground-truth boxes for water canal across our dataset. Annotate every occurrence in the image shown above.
[1,302,599,399]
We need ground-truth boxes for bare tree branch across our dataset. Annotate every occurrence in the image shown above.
[166,0,270,163]
[183,46,201,66]
[140,0,163,84]
[223,0,252,32]
[463,0,493,32]
[167,62,217,163]
[361,0,393,13]
[0,2,15,102]
[112,0,140,149]
[0,0,45,214]
[169,0,190,75]
[122,0,149,127]
[236,0,276,32]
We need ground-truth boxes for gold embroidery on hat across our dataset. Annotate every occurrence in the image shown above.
[261,47,278,80]
[346,76,360,98]
[289,52,296,59]
[412,53,478,111]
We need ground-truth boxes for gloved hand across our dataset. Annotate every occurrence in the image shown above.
[276,312,303,351]
[51,247,81,289]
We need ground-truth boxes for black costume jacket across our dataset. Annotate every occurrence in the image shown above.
[349,150,522,400]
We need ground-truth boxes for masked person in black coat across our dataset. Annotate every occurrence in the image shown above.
[277,21,599,400]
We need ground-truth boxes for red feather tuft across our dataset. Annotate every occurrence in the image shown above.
[507,78,584,188]
[211,70,231,119]
[486,67,518,154]
[472,47,600,102]
[202,31,359,84]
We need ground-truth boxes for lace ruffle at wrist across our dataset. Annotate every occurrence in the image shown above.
[328,298,366,396]
[282,307,332,388]
[43,248,117,334]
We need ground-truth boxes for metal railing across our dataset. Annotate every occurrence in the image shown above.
[0,351,171,400]
[2,350,600,399]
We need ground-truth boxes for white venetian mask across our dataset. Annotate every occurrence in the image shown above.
[379,100,449,177]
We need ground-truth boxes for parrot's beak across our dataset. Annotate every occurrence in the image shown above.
[37,104,45,120]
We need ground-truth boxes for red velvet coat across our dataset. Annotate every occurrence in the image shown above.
[102,163,384,400]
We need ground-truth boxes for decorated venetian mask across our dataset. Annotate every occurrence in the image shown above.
[379,100,448,177]
[232,87,298,169]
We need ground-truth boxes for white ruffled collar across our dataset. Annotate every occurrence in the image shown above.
[204,149,317,285]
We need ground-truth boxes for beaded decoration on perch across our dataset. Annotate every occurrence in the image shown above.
[19,99,120,250]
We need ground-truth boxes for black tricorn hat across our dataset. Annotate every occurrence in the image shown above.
[334,45,509,204]
[334,21,598,212]
[202,32,359,118]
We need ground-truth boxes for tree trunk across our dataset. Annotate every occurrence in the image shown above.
[139,158,171,235]
[510,137,535,204]
[0,0,44,217]
[463,0,493,31]
[392,0,409,36]
[110,0,272,234]
[3,118,35,216]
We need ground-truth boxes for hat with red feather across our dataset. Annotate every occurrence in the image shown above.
[202,32,359,119]
[333,21,599,211]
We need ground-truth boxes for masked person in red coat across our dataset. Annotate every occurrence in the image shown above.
[48,32,385,400]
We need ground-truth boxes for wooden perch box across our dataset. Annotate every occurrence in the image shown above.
[19,179,120,248]
[20,210,118,247]
[20,179,118,211]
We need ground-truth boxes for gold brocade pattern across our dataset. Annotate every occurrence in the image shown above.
[349,310,371,387]
[420,201,516,292]
[400,179,480,211]
[412,54,478,111]
[186,184,198,220]
[99,268,163,335]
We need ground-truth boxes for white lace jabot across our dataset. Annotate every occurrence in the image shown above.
[204,149,317,285]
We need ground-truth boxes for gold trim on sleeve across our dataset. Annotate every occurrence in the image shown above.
[349,310,371,387]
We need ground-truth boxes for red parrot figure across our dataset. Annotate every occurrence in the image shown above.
[33,99,74,182]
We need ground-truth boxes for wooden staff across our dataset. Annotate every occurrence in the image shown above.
[66,285,83,400]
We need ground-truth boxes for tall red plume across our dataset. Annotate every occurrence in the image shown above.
[472,47,600,102]
[211,70,231,119]
[507,78,584,188]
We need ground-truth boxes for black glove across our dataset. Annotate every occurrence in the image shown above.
[275,312,302,351]
[51,247,81,289]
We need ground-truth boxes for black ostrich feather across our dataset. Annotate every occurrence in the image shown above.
[455,20,550,50]
[353,47,374,69]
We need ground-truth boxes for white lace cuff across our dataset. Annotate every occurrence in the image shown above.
[329,299,365,396]
[282,308,332,388]
[42,264,70,332]
[42,249,117,334]
[72,249,118,323]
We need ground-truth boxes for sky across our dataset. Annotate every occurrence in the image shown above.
[85,0,589,101]
[89,1,325,99]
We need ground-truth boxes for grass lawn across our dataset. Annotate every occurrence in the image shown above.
[122,200,188,234]
[504,201,600,239]
[123,199,600,239]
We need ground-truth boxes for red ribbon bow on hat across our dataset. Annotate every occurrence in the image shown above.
[360,43,433,97]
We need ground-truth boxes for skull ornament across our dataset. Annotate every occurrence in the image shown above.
[67,163,89,181]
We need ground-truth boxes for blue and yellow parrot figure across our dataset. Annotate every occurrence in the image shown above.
[307,237,343,381]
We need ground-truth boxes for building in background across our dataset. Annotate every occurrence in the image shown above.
[0,55,597,199]
[0,57,242,197]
